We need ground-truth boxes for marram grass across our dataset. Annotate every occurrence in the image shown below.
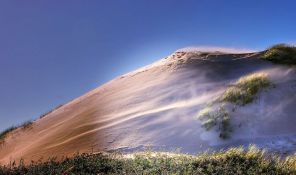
[196,72,271,139]
[1,146,296,175]
[222,72,271,105]
[261,44,296,65]
[0,121,33,142]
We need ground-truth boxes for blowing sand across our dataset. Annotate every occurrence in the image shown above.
[1,51,296,164]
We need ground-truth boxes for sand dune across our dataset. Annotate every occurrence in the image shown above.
[1,50,296,164]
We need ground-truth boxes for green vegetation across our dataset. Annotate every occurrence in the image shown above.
[1,146,296,174]
[0,103,64,143]
[197,72,271,139]
[0,126,17,141]
[202,118,216,131]
[0,120,33,142]
[197,106,216,130]
[222,73,271,105]
[197,105,232,139]
[0,103,65,142]
[219,107,231,139]
[39,104,64,119]
[261,44,296,64]
[196,106,212,120]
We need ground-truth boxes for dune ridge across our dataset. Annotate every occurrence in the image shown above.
[1,50,296,165]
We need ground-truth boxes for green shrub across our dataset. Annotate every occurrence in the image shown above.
[0,120,33,142]
[222,73,271,105]
[261,44,296,64]
[198,105,231,139]
[39,104,64,119]
[197,73,271,139]
[21,121,33,129]
[0,126,17,141]
[219,107,231,139]
[202,118,216,130]
[1,146,296,174]
[197,106,212,120]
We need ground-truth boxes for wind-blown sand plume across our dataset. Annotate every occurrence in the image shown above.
[1,49,296,165]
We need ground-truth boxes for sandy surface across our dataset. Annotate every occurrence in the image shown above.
[1,51,296,164]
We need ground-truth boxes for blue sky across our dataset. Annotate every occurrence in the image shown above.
[1,0,296,130]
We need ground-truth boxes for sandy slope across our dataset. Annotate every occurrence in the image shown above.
[1,51,296,164]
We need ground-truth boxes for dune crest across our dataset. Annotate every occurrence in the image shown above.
[1,50,296,164]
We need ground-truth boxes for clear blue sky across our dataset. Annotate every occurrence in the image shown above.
[1,0,296,130]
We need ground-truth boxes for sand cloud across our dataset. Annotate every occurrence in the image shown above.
[176,46,258,53]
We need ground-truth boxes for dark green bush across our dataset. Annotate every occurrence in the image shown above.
[198,105,231,139]
[261,44,296,64]
[39,104,64,119]
[0,120,33,142]
[1,146,296,175]
[0,126,17,141]
[222,72,271,105]
[219,111,231,139]
[197,72,271,139]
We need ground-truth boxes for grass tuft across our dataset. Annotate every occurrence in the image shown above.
[219,107,231,139]
[197,106,212,120]
[198,105,231,138]
[0,120,33,142]
[1,146,296,174]
[0,103,64,142]
[0,126,17,141]
[222,73,271,105]
[39,104,64,119]
[260,44,296,64]
[202,118,216,131]
[197,72,271,139]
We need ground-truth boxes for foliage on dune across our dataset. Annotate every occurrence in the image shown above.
[261,44,296,64]
[1,146,296,175]
[0,103,64,143]
[39,104,64,119]
[197,105,231,139]
[0,121,33,142]
[221,73,271,105]
[197,72,271,139]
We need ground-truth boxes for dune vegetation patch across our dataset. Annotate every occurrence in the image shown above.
[197,72,271,139]
[0,103,66,143]
[39,104,64,119]
[221,73,271,105]
[1,146,296,174]
[1,103,64,143]
[197,105,231,139]
[261,44,296,64]
[0,120,33,142]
